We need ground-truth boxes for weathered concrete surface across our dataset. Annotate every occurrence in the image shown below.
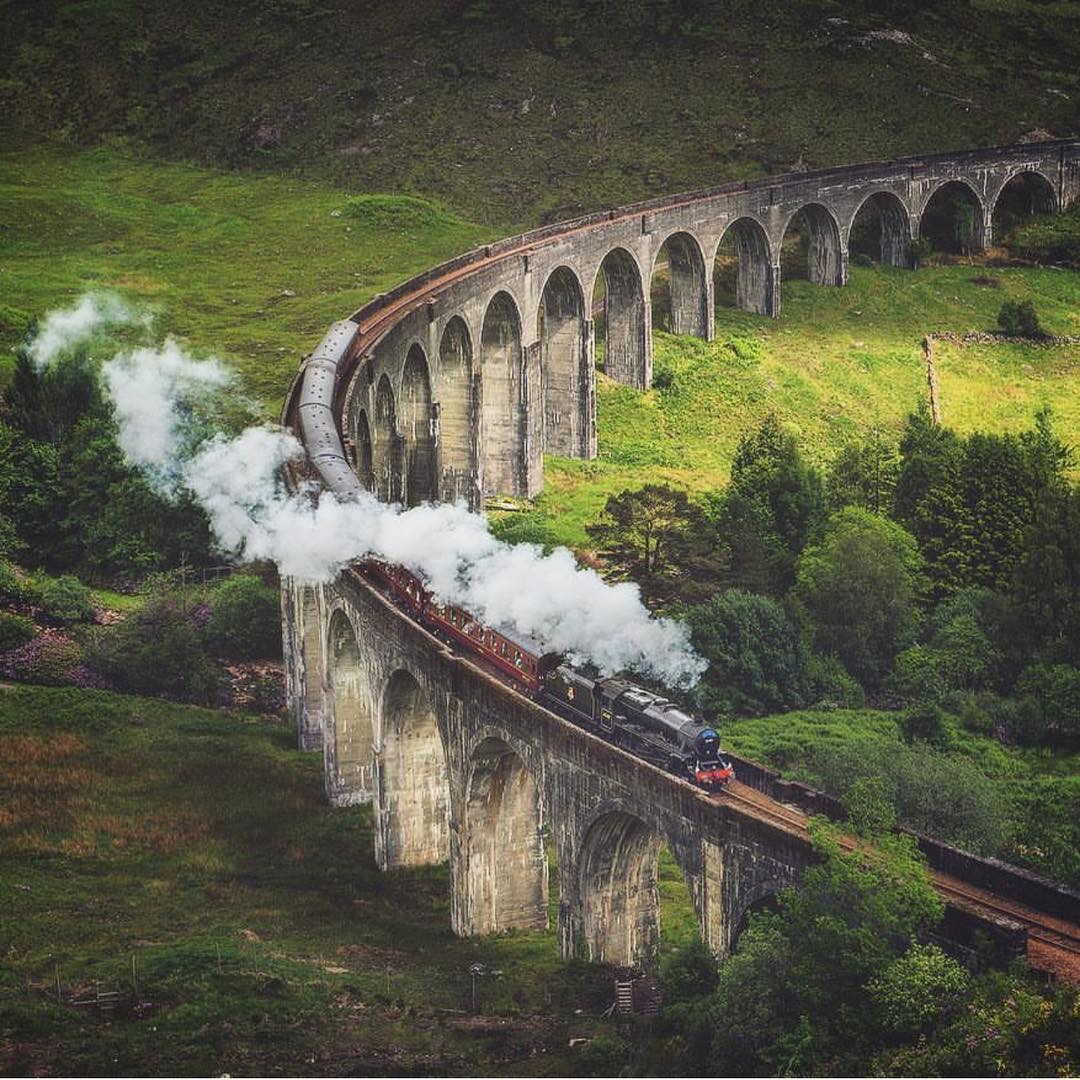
[323,141,1079,508]
[283,570,812,968]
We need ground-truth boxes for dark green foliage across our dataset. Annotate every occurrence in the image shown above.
[997,298,1043,337]
[1012,484,1080,667]
[204,574,282,660]
[0,612,35,652]
[825,431,899,515]
[806,738,1011,856]
[587,483,722,604]
[707,824,944,1075]
[842,774,897,838]
[0,559,34,605]
[888,645,946,705]
[894,406,1070,598]
[686,590,805,716]
[0,352,214,580]
[37,574,95,624]
[801,652,865,709]
[714,414,824,596]
[794,508,924,691]
[84,599,220,703]
[1014,664,1080,748]
[899,702,949,746]
[1006,203,1080,268]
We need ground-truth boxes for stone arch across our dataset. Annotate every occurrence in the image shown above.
[538,265,590,457]
[919,179,986,254]
[325,609,374,803]
[400,344,437,507]
[355,410,374,491]
[651,231,709,339]
[579,810,661,968]
[712,217,774,315]
[462,735,547,935]
[297,585,326,751]
[781,202,845,285]
[730,882,783,951]
[480,291,525,497]
[376,669,451,870]
[438,315,477,504]
[373,373,403,503]
[990,170,1058,241]
[847,191,912,268]
[593,247,649,390]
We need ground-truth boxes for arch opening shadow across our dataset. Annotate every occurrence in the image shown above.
[355,410,374,491]
[651,232,709,339]
[480,292,525,497]
[298,586,326,749]
[593,248,648,389]
[401,345,437,507]
[465,737,547,935]
[732,892,781,951]
[781,204,844,286]
[379,670,450,869]
[713,217,772,315]
[538,266,589,457]
[327,611,374,800]
[374,373,403,503]
[438,316,476,504]
[849,192,911,268]
[991,171,1058,241]
[580,811,661,969]
[920,180,985,256]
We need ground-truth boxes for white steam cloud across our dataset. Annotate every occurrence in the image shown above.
[27,292,142,370]
[29,293,706,687]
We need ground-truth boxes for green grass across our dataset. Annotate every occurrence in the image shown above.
[0,683,695,1075]
[0,136,491,409]
[525,264,1080,547]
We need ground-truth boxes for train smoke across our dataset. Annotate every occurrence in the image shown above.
[27,292,141,370]
[29,293,706,687]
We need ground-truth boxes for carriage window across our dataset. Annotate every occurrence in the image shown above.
[500,642,508,657]
[514,651,523,668]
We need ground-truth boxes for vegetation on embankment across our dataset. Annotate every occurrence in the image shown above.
[2,0,1079,226]
[0,682,691,1077]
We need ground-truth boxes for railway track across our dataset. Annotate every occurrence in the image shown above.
[714,780,1080,981]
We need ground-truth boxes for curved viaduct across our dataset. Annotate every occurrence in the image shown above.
[281,140,1080,972]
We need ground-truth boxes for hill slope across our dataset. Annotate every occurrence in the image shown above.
[2,0,1079,226]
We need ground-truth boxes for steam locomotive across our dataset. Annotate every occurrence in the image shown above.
[360,560,734,791]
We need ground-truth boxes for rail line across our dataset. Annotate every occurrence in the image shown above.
[714,781,1080,980]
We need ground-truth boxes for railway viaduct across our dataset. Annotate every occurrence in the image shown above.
[281,140,1080,970]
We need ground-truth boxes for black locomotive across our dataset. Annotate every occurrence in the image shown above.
[541,666,734,789]
[361,559,734,792]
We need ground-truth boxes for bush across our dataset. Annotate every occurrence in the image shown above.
[0,560,34,605]
[0,612,35,653]
[899,702,950,747]
[204,575,282,660]
[651,366,677,391]
[889,645,945,705]
[0,632,82,686]
[84,599,220,703]
[37,574,95,624]
[802,652,865,709]
[1014,664,1080,747]
[996,299,1042,337]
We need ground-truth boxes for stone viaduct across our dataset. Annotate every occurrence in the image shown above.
[281,140,1080,969]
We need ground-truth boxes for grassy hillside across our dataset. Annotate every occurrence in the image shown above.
[3,138,1079,548]
[0,683,701,1076]
[532,264,1080,546]
[1,0,1078,226]
[0,137,491,406]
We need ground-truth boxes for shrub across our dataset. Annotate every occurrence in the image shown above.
[996,299,1042,337]
[888,645,945,705]
[0,612,35,653]
[204,575,282,660]
[651,366,677,391]
[0,560,34,605]
[899,702,950,746]
[1014,664,1080,747]
[0,632,82,686]
[37,574,96,624]
[802,652,865,709]
[84,599,220,703]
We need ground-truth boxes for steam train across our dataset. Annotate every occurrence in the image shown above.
[360,560,734,791]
